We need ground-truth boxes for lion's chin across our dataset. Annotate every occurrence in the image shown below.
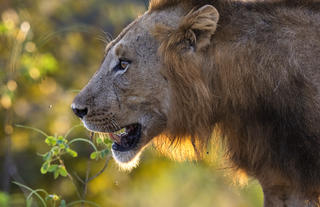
[111,148,144,171]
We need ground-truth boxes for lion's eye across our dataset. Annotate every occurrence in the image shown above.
[113,59,131,76]
[120,60,129,70]
[114,60,130,71]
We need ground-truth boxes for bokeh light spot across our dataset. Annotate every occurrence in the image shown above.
[49,116,71,134]
[29,67,40,79]
[20,21,30,33]
[14,98,31,117]
[1,94,12,109]
[39,78,57,94]
[25,42,36,52]
[5,125,13,135]
[7,80,17,91]
[1,9,19,30]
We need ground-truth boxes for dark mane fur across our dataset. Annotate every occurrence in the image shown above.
[149,0,320,10]
[149,0,212,11]
[152,0,320,200]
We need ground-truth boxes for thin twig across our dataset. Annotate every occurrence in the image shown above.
[67,173,83,200]
[72,172,85,185]
[80,132,95,207]
[82,160,91,199]
[88,155,112,182]
[58,159,82,199]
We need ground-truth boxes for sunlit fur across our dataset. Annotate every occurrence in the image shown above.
[97,132,142,171]
[153,135,198,161]
[152,4,219,160]
[112,150,142,171]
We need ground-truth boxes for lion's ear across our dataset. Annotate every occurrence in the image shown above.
[180,5,219,51]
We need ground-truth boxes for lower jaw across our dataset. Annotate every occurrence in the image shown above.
[111,148,142,170]
[111,141,151,170]
[112,148,137,162]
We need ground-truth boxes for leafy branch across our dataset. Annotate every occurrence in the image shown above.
[14,124,113,206]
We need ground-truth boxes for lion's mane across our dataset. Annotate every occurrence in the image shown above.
[151,0,320,198]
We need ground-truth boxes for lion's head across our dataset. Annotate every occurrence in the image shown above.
[72,0,219,169]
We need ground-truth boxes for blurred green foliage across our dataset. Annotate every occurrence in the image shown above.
[0,0,263,206]
[0,191,9,206]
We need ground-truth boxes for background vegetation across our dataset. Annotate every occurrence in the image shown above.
[0,0,263,206]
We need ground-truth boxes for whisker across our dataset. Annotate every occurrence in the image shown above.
[96,29,113,46]
[96,35,109,44]
[110,120,118,132]
[113,119,121,130]
[111,119,121,131]
[102,30,113,42]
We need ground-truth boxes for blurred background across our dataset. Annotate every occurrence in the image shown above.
[0,0,263,206]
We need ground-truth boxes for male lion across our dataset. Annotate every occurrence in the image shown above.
[72,0,320,206]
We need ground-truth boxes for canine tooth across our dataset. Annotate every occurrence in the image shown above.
[114,128,126,135]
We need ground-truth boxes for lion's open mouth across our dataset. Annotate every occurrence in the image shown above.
[109,123,141,152]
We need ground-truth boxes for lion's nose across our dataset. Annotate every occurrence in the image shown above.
[71,104,88,119]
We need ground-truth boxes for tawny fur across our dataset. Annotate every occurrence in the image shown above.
[73,0,320,205]
[152,0,320,201]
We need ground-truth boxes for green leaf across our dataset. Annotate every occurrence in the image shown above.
[99,151,105,159]
[104,138,113,148]
[96,137,103,145]
[45,136,57,146]
[58,166,68,177]
[57,136,65,145]
[66,148,78,157]
[40,162,50,174]
[48,164,58,173]
[52,147,59,156]
[90,151,98,160]
[59,143,66,149]
[43,151,52,161]
[54,169,60,179]
[100,149,109,159]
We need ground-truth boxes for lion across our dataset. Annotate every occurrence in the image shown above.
[72,0,320,206]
